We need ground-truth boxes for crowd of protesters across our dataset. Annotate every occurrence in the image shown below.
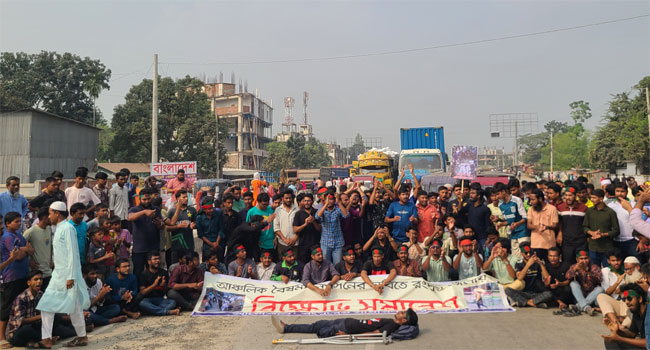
[1,164,650,348]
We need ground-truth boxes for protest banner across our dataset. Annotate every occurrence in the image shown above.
[192,273,512,316]
[150,161,198,182]
[450,145,478,180]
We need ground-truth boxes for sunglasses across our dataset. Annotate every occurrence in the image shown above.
[623,296,637,302]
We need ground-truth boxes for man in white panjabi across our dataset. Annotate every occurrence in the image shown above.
[36,201,90,347]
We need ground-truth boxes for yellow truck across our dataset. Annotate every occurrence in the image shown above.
[356,151,394,186]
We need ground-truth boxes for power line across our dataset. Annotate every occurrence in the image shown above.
[160,14,648,66]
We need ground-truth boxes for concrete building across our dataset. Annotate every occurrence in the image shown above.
[203,83,273,170]
[0,109,99,183]
[326,143,345,166]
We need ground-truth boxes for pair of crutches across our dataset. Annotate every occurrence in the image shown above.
[272,331,392,345]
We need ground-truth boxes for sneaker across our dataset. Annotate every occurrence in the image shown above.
[584,306,594,316]
[507,296,518,307]
[271,315,284,334]
[537,303,548,309]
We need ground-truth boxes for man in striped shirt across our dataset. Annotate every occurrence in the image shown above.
[556,185,588,265]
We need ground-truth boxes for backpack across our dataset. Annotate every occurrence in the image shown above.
[391,324,419,340]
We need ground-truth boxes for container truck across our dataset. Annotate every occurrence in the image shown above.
[399,127,447,181]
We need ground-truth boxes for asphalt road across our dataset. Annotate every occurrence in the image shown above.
[230,308,606,350]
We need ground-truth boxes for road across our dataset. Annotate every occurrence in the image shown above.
[77,307,606,350]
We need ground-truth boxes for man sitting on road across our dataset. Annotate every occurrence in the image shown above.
[167,252,204,311]
[256,250,276,281]
[601,283,647,349]
[271,309,418,338]
[392,244,422,277]
[505,242,554,309]
[228,245,257,279]
[360,248,397,295]
[421,239,452,282]
[271,249,304,283]
[334,246,363,281]
[566,249,604,315]
[302,246,340,297]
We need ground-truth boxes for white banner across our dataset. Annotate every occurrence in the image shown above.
[191,273,513,316]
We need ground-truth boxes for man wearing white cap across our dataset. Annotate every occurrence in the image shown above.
[36,201,90,348]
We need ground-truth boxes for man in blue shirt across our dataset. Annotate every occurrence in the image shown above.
[106,258,141,319]
[315,192,350,264]
[0,176,29,232]
[385,188,418,243]
[495,182,529,261]
[69,203,88,265]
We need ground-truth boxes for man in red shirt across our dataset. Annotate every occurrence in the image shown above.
[415,191,437,243]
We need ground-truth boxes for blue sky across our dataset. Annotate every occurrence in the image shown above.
[1,0,648,152]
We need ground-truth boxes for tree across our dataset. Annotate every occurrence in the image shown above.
[590,77,649,173]
[569,100,592,125]
[263,136,331,173]
[540,128,591,170]
[0,51,111,125]
[543,120,569,134]
[518,132,549,164]
[108,75,228,176]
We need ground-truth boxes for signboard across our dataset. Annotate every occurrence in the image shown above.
[192,273,512,316]
[150,161,198,182]
[451,146,478,180]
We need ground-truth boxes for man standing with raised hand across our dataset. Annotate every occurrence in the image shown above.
[37,201,90,348]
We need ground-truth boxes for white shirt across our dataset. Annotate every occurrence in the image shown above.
[65,186,101,220]
[86,278,103,312]
[600,267,621,300]
[607,200,635,242]
[109,185,130,220]
[273,204,299,246]
[256,262,276,281]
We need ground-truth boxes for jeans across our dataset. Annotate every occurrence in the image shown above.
[321,246,342,265]
[561,242,587,265]
[589,251,609,268]
[139,297,177,316]
[132,252,148,278]
[569,281,603,311]
[89,303,121,326]
[167,289,197,311]
[614,240,638,259]
[285,319,347,338]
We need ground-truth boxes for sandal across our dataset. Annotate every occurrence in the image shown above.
[65,338,88,347]
[552,310,564,315]
[0,340,11,349]
[26,341,51,349]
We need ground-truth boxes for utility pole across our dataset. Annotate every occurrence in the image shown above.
[514,121,518,167]
[550,132,554,180]
[646,87,649,139]
[212,95,221,178]
[152,54,159,163]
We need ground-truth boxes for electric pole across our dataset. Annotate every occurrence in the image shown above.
[152,54,159,163]
[550,132,554,180]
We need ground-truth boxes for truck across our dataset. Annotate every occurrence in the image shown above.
[356,150,395,186]
[399,127,447,181]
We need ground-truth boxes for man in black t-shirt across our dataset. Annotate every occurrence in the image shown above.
[293,193,322,264]
[545,247,574,308]
[128,188,164,277]
[271,309,418,338]
[601,283,647,349]
[138,252,180,316]
[360,248,397,295]
[505,242,554,308]
[165,190,197,264]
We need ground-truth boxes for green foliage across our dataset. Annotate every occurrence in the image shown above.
[590,77,650,173]
[544,120,569,134]
[569,100,592,125]
[518,132,549,164]
[108,75,228,176]
[540,127,591,170]
[342,133,366,162]
[0,51,111,125]
[263,135,331,173]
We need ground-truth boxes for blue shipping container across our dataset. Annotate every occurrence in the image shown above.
[400,127,445,150]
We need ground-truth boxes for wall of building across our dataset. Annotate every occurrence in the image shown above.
[0,111,32,183]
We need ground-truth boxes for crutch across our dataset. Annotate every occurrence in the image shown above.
[272,331,392,345]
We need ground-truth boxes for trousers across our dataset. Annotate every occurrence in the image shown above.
[597,294,632,328]
[320,246,342,265]
[505,288,554,306]
[167,289,197,311]
[89,303,121,327]
[285,319,347,338]
[9,318,76,347]
[41,299,85,339]
[569,281,603,311]
[139,297,177,316]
